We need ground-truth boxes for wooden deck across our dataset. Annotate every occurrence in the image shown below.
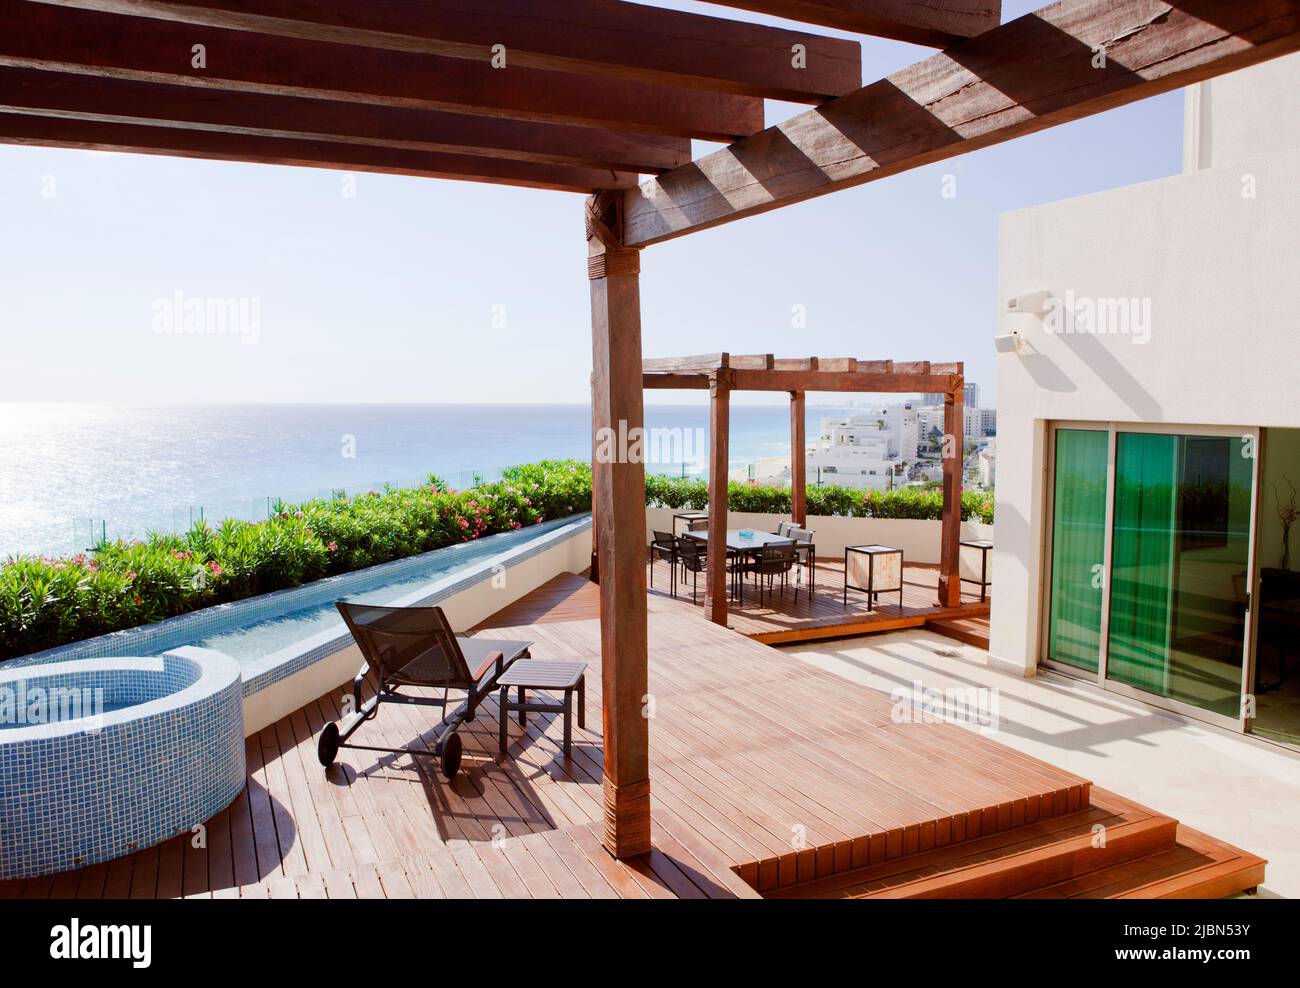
[0,573,1262,899]
[650,555,990,644]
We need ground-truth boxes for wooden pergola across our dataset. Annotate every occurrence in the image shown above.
[640,354,966,627]
[3,0,1295,862]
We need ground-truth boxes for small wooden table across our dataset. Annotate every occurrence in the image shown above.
[843,544,904,611]
[497,660,587,757]
[672,510,709,535]
[960,539,994,602]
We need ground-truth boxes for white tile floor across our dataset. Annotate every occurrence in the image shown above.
[783,629,1300,899]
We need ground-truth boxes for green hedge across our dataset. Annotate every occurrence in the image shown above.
[1,458,991,661]
[0,459,591,661]
[645,474,994,524]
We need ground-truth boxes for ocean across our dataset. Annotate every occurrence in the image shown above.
[0,402,863,557]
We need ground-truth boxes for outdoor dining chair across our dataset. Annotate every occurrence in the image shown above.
[319,602,532,780]
[788,526,817,597]
[649,530,678,596]
[675,535,709,603]
[742,542,800,605]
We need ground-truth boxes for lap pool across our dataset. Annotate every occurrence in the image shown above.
[15,514,589,694]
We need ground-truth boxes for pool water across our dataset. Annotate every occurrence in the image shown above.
[195,563,480,661]
[191,516,577,663]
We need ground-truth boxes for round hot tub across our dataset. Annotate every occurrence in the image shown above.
[0,648,244,880]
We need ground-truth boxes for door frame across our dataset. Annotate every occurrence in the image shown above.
[1040,420,1261,734]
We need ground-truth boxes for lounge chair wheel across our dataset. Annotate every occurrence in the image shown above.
[317,723,340,767]
[440,730,463,780]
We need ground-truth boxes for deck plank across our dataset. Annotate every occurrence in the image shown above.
[3,570,1257,899]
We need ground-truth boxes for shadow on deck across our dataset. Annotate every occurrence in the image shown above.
[0,573,1261,900]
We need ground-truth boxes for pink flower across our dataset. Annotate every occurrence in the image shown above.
[458,517,469,529]
[208,561,223,576]
[125,570,137,581]
[133,594,142,605]
[510,521,522,530]
[327,541,338,552]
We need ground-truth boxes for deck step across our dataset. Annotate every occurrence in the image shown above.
[768,789,1266,899]
[775,812,1177,899]
[1016,824,1267,899]
[924,615,990,650]
[864,815,1178,898]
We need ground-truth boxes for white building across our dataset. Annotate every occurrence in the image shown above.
[807,406,917,490]
[922,382,979,409]
[977,441,996,490]
[964,406,997,439]
[991,55,1300,749]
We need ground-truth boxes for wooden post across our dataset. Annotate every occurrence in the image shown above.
[706,363,731,626]
[790,390,806,527]
[586,192,650,859]
[937,374,964,607]
[588,372,599,584]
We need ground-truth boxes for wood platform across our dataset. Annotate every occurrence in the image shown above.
[0,573,1263,899]
[767,788,1266,900]
[650,556,990,645]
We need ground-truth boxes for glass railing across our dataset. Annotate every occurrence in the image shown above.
[44,466,518,557]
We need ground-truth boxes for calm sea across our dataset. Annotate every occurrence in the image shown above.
[0,402,862,557]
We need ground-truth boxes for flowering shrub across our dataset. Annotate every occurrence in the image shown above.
[644,473,994,524]
[0,460,592,661]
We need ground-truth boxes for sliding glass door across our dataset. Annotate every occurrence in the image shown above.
[1046,429,1109,673]
[1044,424,1258,729]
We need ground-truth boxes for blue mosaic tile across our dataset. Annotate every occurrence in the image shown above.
[0,650,245,880]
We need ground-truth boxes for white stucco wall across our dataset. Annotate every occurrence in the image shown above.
[645,506,993,565]
[1184,54,1300,171]
[992,71,1300,675]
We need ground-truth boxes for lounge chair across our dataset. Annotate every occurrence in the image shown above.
[318,602,532,779]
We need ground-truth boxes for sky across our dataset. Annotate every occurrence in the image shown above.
[0,1,1185,408]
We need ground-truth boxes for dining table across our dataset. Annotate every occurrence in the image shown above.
[683,528,799,604]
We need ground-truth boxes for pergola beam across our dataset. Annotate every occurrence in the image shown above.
[0,2,764,141]
[790,390,807,528]
[644,370,960,393]
[0,111,636,192]
[0,67,690,174]
[623,0,1300,245]
[939,379,965,606]
[704,1,1001,47]
[35,0,863,102]
[706,369,732,628]
[587,193,652,859]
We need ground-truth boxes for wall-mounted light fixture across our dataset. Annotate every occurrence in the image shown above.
[1005,290,1052,315]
